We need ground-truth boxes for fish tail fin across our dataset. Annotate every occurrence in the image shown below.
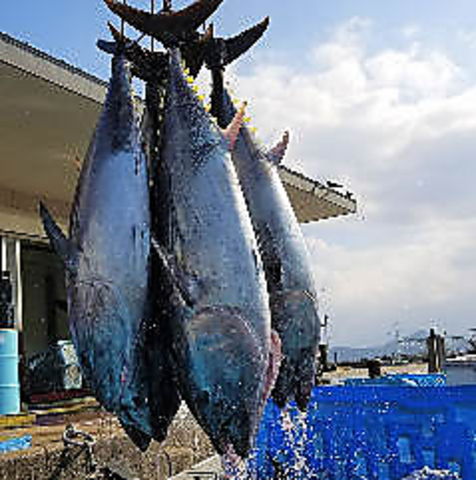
[208,18,269,125]
[207,17,270,70]
[97,39,117,55]
[224,17,270,66]
[222,102,246,150]
[181,24,214,78]
[266,131,290,166]
[104,0,223,47]
[96,22,132,56]
[38,202,76,272]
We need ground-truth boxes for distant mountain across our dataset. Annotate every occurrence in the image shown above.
[330,330,470,364]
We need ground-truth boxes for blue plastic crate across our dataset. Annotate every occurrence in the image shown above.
[248,385,476,479]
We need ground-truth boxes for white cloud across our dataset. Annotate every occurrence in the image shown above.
[227,18,476,346]
[401,24,421,39]
[305,218,476,346]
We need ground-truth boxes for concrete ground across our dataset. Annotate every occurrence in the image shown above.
[0,362,429,479]
[0,400,214,479]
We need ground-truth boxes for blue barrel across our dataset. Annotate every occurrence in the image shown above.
[0,329,19,414]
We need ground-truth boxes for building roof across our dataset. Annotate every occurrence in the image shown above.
[0,31,356,240]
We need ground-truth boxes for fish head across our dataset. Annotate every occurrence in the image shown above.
[66,276,156,435]
[181,305,268,458]
[271,290,320,410]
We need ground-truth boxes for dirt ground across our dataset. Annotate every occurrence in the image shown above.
[0,401,214,479]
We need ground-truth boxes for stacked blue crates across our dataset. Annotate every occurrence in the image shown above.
[249,383,476,479]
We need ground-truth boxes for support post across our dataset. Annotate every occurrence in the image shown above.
[1,238,22,331]
[1,237,25,406]
[427,328,445,373]
[436,334,446,372]
[319,344,328,372]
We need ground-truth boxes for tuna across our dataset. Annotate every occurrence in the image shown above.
[212,83,320,411]
[39,51,179,448]
[153,49,279,458]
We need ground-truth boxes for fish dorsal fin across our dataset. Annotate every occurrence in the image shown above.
[221,102,246,151]
[39,202,77,273]
[266,131,289,166]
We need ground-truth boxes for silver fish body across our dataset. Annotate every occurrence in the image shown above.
[218,88,320,410]
[40,53,172,446]
[157,50,272,457]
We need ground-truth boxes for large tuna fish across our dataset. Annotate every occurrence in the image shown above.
[39,51,179,448]
[212,81,320,411]
[153,49,280,459]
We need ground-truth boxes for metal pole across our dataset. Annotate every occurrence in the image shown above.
[13,240,22,333]
[121,0,126,37]
[1,238,6,272]
[151,0,155,52]
[427,328,438,373]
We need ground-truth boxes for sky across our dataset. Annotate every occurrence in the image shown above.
[3,1,476,347]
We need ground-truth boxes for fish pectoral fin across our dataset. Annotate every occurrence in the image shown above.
[38,202,77,273]
[265,131,289,166]
[151,238,196,307]
[221,102,247,151]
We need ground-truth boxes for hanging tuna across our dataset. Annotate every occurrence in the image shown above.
[39,50,179,450]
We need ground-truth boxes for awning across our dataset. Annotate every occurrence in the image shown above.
[0,32,356,240]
